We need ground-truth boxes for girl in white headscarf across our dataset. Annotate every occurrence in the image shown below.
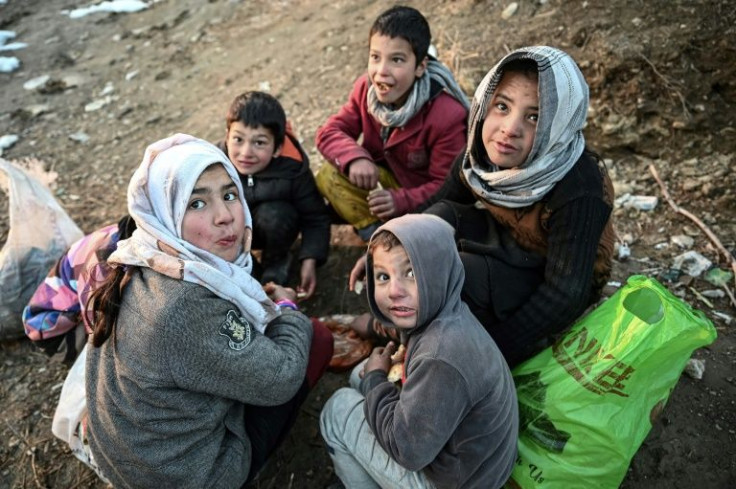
[352,46,616,368]
[84,134,332,488]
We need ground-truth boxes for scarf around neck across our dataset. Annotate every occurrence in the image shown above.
[367,57,470,128]
[107,133,279,333]
[462,46,589,208]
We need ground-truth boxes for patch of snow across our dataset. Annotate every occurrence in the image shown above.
[0,56,20,73]
[65,0,149,19]
[0,30,16,44]
[0,42,28,51]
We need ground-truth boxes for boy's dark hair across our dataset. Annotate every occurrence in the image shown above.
[501,58,539,81]
[226,91,287,148]
[368,230,401,254]
[369,6,431,63]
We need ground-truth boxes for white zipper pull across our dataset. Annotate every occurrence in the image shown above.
[247,174,254,187]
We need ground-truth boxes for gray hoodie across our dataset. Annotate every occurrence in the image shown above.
[360,214,519,489]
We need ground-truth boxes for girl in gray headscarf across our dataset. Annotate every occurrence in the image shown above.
[351,46,616,368]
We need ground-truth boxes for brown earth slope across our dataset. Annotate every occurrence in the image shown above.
[1,0,734,488]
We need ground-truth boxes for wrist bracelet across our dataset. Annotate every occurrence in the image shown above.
[275,299,298,311]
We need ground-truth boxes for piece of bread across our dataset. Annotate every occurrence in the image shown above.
[387,362,403,383]
[387,344,407,383]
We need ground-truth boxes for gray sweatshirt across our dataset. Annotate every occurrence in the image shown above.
[360,214,519,489]
[85,267,311,489]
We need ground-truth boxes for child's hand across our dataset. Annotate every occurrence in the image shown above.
[349,255,368,292]
[297,258,317,300]
[347,158,379,189]
[363,341,396,377]
[367,189,396,220]
[263,282,297,303]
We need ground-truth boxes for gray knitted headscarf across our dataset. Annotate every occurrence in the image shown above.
[367,57,470,128]
[461,46,589,208]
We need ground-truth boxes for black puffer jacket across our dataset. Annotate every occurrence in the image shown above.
[217,134,331,265]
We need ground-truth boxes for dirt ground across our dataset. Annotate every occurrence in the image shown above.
[1,0,735,487]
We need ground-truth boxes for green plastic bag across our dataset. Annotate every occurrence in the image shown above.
[506,275,717,489]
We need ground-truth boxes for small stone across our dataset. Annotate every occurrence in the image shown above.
[0,133,19,150]
[100,82,114,96]
[24,104,51,117]
[613,181,634,195]
[712,311,732,324]
[69,131,90,143]
[23,74,50,90]
[701,289,725,299]
[625,195,658,211]
[85,97,112,112]
[683,358,705,380]
[671,235,694,248]
[60,73,85,88]
[682,225,700,237]
[501,3,519,20]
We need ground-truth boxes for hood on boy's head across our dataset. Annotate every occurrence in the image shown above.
[467,45,589,169]
[366,214,464,330]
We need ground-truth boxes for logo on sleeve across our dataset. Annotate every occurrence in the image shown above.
[219,310,252,351]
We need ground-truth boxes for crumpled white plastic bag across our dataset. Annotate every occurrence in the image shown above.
[52,344,110,483]
[0,158,83,339]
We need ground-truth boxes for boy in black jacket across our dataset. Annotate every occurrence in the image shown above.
[219,91,330,299]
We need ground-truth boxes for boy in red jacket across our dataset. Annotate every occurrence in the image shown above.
[315,6,468,241]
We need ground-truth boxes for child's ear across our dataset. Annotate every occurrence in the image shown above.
[273,144,283,158]
[414,56,428,78]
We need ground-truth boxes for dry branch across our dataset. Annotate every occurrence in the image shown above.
[31,451,44,489]
[649,164,736,308]
[636,52,690,119]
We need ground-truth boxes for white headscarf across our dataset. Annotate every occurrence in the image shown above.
[462,46,589,208]
[107,133,279,333]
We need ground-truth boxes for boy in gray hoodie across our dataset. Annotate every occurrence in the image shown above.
[320,214,518,489]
